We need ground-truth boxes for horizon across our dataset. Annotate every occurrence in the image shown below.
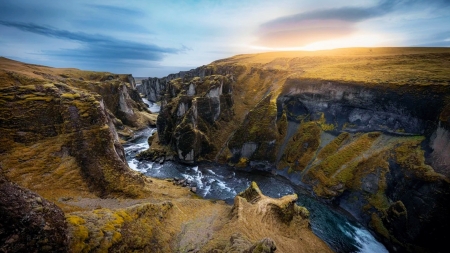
[3,46,450,78]
[1,0,449,77]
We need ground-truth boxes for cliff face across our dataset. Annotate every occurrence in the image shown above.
[138,66,240,163]
[0,57,157,206]
[139,48,450,252]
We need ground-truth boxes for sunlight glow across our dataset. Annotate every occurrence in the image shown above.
[250,33,386,51]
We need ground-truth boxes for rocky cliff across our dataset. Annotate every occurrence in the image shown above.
[0,57,157,201]
[139,48,450,252]
[0,57,331,252]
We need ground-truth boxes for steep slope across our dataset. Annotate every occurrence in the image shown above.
[0,57,156,204]
[139,47,450,252]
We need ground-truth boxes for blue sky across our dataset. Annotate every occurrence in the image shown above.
[0,0,449,77]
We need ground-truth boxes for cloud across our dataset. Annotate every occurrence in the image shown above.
[86,4,145,16]
[0,20,183,63]
[255,0,403,47]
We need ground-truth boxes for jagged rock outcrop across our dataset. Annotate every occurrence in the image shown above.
[139,48,450,252]
[231,182,310,225]
[137,65,218,102]
[0,172,68,252]
[139,73,236,163]
[65,182,330,253]
[208,182,330,253]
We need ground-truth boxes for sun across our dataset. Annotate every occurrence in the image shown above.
[250,33,386,52]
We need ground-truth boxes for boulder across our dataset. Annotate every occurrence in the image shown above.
[0,173,68,252]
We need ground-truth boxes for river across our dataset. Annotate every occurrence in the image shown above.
[123,100,388,253]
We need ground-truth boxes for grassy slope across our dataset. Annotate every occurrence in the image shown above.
[214,47,450,86]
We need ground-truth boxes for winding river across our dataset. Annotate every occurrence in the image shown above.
[123,100,388,253]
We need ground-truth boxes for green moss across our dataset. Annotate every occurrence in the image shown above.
[305,132,382,197]
[317,132,380,176]
[228,94,279,163]
[280,121,321,172]
[393,137,444,182]
[316,132,350,160]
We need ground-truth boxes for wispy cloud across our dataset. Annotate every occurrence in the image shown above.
[255,0,450,48]
[0,20,183,62]
[86,4,145,16]
[256,1,398,47]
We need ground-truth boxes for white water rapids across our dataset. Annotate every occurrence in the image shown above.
[123,100,388,253]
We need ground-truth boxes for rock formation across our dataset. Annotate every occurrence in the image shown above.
[138,48,450,252]
[0,172,68,252]
[0,57,333,253]
[138,72,236,163]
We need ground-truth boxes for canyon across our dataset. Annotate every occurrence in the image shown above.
[138,48,450,252]
[1,47,450,252]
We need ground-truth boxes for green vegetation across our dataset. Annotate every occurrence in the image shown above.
[278,121,321,172]
[228,94,279,162]
[316,133,350,160]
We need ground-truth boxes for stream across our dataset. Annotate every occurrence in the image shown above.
[124,100,388,253]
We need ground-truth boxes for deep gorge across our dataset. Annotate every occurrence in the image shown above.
[1,48,450,252]
[137,49,450,252]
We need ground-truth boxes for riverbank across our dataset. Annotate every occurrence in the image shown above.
[125,122,388,252]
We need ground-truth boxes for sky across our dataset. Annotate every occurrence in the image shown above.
[0,0,449,77]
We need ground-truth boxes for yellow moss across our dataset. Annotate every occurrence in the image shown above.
[18,84,38,90]
[66,215,90,253]
[61,93,81,100]
[369,213,390,239]
[236,157,249,167]
[306,132,382,197]
[318,113,336,131]
[43,83,55,88]
[24,96,53,102]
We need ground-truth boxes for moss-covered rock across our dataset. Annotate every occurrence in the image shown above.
[66,202,174,252]
[228,95,279,163]
[0,172,68,252]
[143,74,234,163]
